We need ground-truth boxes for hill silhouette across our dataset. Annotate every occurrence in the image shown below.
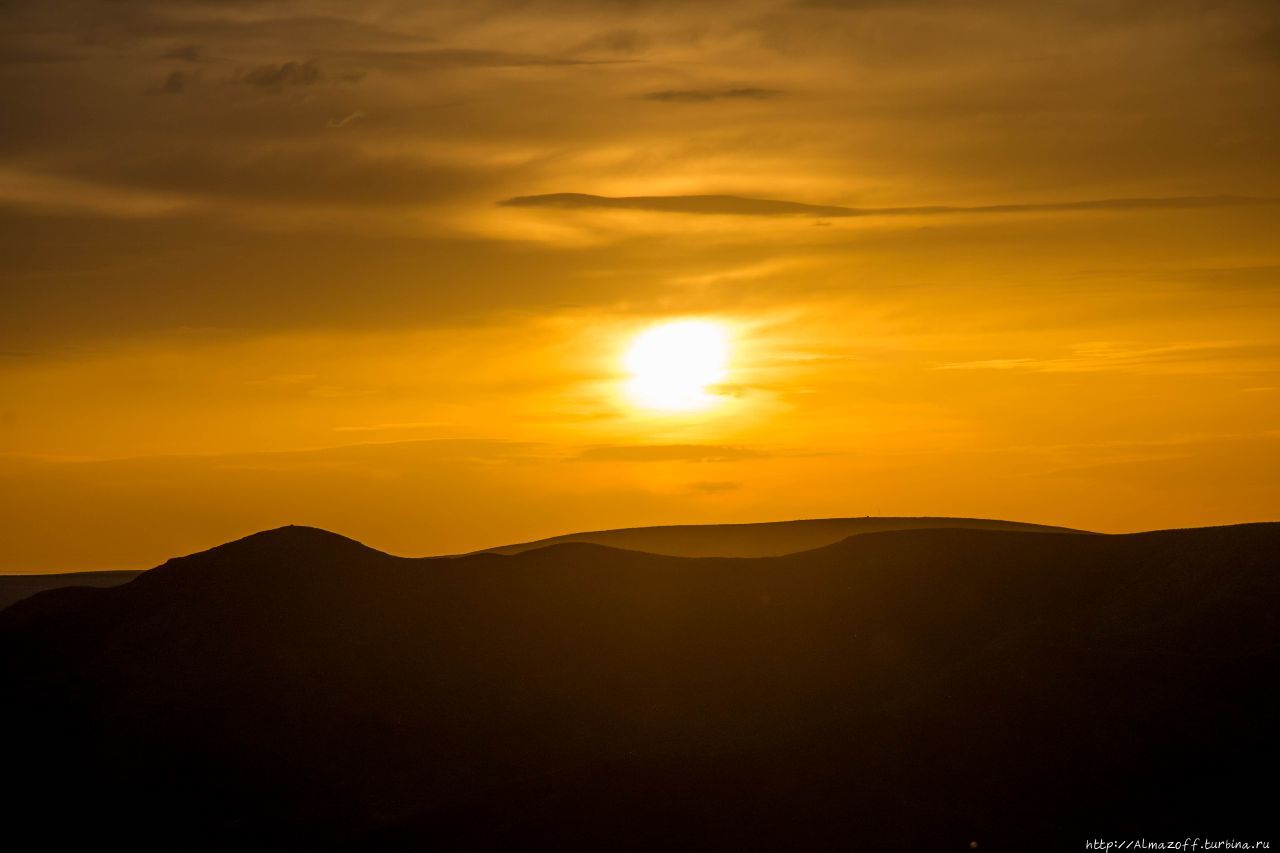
[0,570,140,611]
[478,515,1079,557]
[0,517,1074,610]
[3,522,1278,851]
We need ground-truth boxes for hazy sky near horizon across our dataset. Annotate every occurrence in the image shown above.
[2,0,1279,570]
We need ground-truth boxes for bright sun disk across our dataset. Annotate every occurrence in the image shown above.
[624,320,729,411]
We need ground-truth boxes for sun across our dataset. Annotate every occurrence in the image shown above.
[624,320,729,411]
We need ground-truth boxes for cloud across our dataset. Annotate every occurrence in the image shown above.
[574,29,650,55]
[0,46,81,66]
[503,192,1280,219]
[503,193,858,217]
[0,168,194,218]
[2,0,1278,345]
[1157,265,1280,290]
[147,70,189,95]
[332,421,443,433]
[642,87,783,102]
[577,445,767,462]
[327,110,367,129]
[341,48,618,71]
[241,60,323,92]
[58,147,498,209]
[687,480,741,494]
[794,0,955,9]
[937,342,1280,375]
[6,438,543,470]
[163,45,200,63]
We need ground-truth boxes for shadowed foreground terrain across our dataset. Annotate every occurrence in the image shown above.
[3,523,1277,851]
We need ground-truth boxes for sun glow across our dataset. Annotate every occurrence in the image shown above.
[624,320,729,411]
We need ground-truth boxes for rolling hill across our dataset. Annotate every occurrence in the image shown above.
[0,517,1076,611]
[476,515,1080,557]
[2,522,1277,851]
[0,570,141,611]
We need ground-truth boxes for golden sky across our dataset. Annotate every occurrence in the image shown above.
[2,0,1279,570]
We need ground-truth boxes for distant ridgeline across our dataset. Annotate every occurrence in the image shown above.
[0,516,1076,609]
[2,520,1277,851]
[0,570,141,612]
[474,515,1081,557]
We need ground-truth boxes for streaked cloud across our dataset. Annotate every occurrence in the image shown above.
[147,70,189,95]
[503,192,1280,219]
[578,444,768,462]
[641,87,783,102]
[937,342,1280,375]
[240,60,324,92]
[687,480,741,494]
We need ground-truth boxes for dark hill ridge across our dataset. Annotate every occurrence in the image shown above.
[476,514,1081,557]
[3,522,1278,851]
[0,526,368,612]
[0,569,140,611]
[0,516,1077,611]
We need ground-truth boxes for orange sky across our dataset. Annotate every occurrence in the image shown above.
[2,0,1279,570]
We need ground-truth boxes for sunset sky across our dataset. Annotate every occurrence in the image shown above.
[2,0,1279,570]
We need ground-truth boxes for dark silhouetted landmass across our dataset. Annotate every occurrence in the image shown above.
[3,522,1278,851]
[0,570,140,611]
[478,515,1079,557]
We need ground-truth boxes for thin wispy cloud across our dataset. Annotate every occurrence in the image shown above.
[503,192,1280,219]
[938,342,1280,375]
[642,87,783,102]
[146,70,189,95]
[577,445,768,462]
[241,60,323,92]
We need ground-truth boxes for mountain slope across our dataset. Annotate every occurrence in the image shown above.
[2,523,1277,851]
[477,515,1081,557]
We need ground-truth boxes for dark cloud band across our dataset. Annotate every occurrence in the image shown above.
[641,88,783,102]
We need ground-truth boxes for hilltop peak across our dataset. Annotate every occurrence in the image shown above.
[235,524,367,547]
[142,525,387,585]
[194,524,379,557]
